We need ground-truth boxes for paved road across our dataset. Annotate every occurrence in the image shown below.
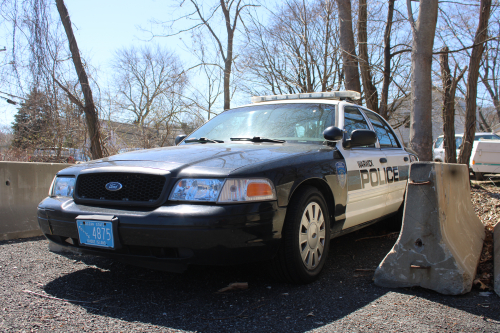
[1,224,499,332]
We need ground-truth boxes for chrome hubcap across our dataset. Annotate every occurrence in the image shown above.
[299,202,326,270]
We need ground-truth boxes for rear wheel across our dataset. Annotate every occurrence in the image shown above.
[269,186,331,284]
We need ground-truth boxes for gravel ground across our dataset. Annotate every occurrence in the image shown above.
[1,180,500,332]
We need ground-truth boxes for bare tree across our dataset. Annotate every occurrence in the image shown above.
[0,0,100,160]
[378,0,395,120]
[56,0,103,159]
[156,0,257,110]
[458,0,492,165]
[358,0,378,112]
[113,45,185,124]
[242,0,342,95]
[407,0,439,161]
[113,45,188,148]
[480,24,500,122]
[335,0,361,96]
[440,47,466,163]
[185,32,224,121]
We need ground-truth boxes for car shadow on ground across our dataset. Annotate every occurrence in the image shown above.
[43,223,500,332]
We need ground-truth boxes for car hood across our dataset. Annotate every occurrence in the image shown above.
[58,143,332,177]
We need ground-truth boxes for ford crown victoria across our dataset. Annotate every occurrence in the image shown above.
[38,91,417,283]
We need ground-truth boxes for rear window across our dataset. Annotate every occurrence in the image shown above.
[475,134,500,141]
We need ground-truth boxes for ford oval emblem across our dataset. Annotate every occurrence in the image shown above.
[105,182,123,191]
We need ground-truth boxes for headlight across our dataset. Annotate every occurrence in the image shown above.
[169,178,276,203]
[50,176,76,197]
[218,179,276,203]
[169,179,224,202]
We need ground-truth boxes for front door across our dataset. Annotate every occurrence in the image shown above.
[362,110,409,215]
[338,106,389,230]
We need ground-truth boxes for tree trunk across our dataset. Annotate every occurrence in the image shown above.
[479,109,492,132]
[440,48,466,163]
[221,0,233,111]
[407,0,439,161]
[358,0,378,112]
[379,0,394,120]
[493,98,500,121]
[336,0,361,97]
[223,46,232,110]
[55,0,103,159]
[458,0,491,165]
[440,48,456,163]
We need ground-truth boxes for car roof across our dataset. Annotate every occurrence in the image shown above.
[436,132,497,138]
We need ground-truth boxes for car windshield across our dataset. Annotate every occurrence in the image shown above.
[434,137,444,149]
[183,103,336,144]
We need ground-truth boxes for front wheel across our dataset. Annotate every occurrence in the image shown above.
[269,186,331,284]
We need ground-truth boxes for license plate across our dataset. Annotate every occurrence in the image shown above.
[77,220,114,248]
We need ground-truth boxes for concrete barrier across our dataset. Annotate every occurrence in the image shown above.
[374,162,485,295]
[1,162,68,240]
[495,222,500,296]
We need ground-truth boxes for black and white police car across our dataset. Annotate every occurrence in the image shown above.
[38,91,417,283]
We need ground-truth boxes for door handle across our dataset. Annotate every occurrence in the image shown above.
[380,158,387,163]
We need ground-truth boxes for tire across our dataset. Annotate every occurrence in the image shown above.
[474,172,485,181]
[269,186,331,284]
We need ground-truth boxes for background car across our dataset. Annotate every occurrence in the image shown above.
[433,132,500,162]
[433,132,500,180]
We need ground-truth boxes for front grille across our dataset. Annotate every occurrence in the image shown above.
[76,173,167,203]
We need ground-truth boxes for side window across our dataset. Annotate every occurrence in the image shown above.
[434,137,444,149]
[363,110,400,148]
[343,106,374,148]
[343,106,370,138]
[456,137,462,148]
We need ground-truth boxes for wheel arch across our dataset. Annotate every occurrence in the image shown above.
[288,178,336,224]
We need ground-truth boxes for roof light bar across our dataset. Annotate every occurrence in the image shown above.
[251,91,361,104]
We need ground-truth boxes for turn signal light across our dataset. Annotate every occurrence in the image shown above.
[247,182,273,197]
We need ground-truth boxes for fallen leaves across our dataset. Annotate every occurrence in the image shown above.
[217,282,248,293]
[474,278,489,290]
[471,181,500,291]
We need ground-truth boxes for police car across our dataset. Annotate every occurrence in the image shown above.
[38,91,417,283]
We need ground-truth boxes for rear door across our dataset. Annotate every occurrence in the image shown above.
[362,110,409,215]
[338,105,389,230]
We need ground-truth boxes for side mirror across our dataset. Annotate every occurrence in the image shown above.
[175,134,187,145]
[343,129,377,148]
[323,126,343,141]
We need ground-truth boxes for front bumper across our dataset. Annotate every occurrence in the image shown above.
[38,197,286,272]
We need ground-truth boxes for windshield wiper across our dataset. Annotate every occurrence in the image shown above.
[184,137,224,143]
[230,137,286,143]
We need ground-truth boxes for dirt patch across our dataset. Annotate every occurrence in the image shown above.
[471,178,500,290]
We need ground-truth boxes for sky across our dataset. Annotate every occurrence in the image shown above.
[0,0,206,127]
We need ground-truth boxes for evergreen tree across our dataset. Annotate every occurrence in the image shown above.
[11,89,53,149]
